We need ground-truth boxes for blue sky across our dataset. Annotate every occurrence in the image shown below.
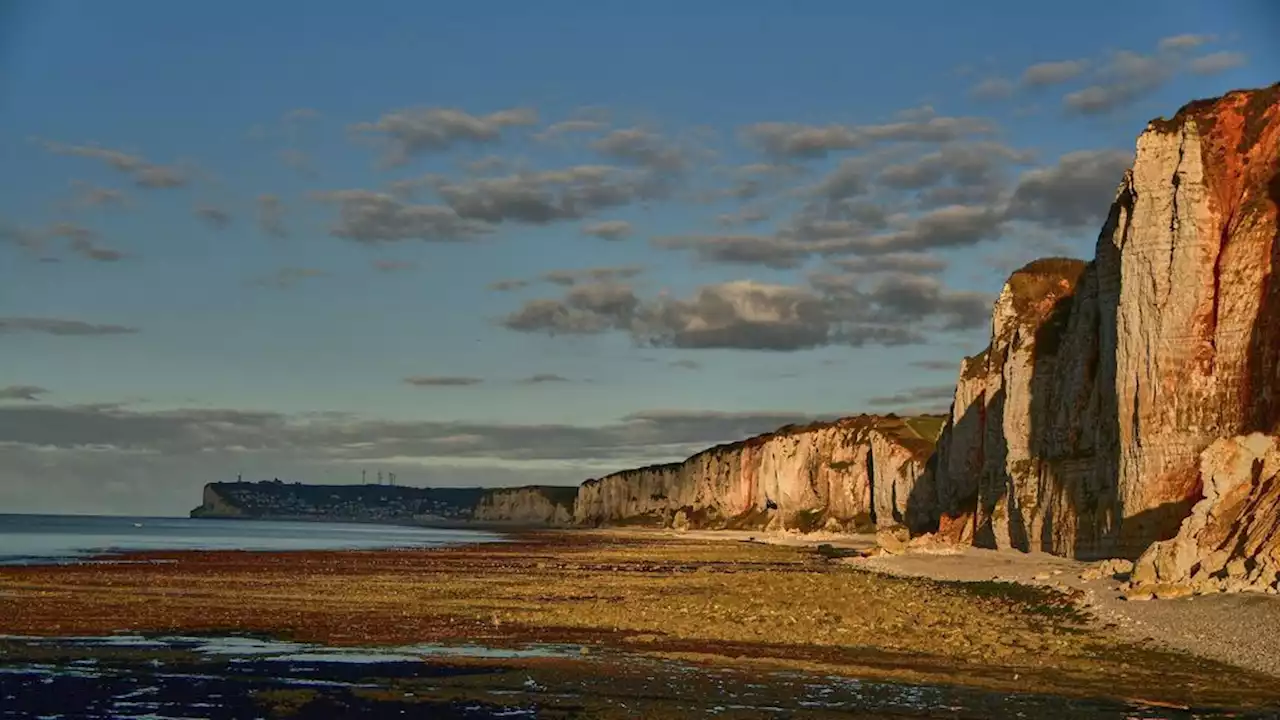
[1,0,1276,514]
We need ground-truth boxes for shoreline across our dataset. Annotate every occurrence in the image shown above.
[1,530,1277,712]
[13,518,1280,682]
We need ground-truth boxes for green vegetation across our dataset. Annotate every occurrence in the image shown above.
[904,415,947,442]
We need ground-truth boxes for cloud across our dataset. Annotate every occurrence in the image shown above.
[350,107,537,166]
[432,166,660,224]
[591,128,688,173]
[723,162,804,200]
[1063,51,1172,115]
[541,265,643,287]
[372,259,417,273]
[830,252,948,275]
[403,376,484,387]
[1020,59,1089,88]
[194,205,232,230]
[249,267,327,289]
[1157,34,1214,52]
[909,359,957,372]
[877,142,1035,191]
[848,204,1005,255]
[866,384,956,411]
[631,281,837,351]
[717,205,771,227]
[581,219,633,241]
[534,118,609,142]
[969,77,1014,100]
[0,385,48,401]
[741,115,994,160]
[489,278,531,292]
[502,280,640,335]
[68,236,125,262]
[854,273,990,330]
[0,317,138,336]
[0,402,834,483]
[257,194,287,238]
[653,234,809,270]
[519,373,570,384]
[3,222,127,262]
[69,181,127,209]
[1188,51,1246,75]
[39,140,188,189]
[314,190,491,243]
[1005,149,1133,228]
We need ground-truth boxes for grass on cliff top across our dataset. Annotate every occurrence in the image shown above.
[903,415,947,442]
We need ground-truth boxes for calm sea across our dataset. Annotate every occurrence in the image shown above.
[0,514,502,564]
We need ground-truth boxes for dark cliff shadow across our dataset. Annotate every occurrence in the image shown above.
[1027,228,1125,559]
[906,391,985,536]
[1245,170,1280,435]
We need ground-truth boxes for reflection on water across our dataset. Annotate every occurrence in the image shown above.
[0,513,501,563]
[1,634,1273,719]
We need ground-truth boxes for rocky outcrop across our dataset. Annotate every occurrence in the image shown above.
[926,83,1280,560]
[574,415,944,532]
[1129,434,1280,595]
[473,486,577,526]
[192,483,247,518]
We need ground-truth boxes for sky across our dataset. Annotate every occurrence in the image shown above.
[1,1,1277,515]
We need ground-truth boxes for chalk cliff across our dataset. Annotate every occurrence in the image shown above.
[473,486,578,526]
[927,83,1280,559]
[574,415,945,532]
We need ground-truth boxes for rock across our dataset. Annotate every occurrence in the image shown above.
[1081,558,1136,581]
[1130,435,1280,595]
[926,83,1280,559]
[672,510,690,531]
[876,526,910,555]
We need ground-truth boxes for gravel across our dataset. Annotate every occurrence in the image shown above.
[856,546,1280,678]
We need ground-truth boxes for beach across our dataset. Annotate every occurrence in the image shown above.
[2,530,1279,717]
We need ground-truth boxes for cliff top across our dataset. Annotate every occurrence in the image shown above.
[1147,82,1280,142]
[1005,257,1088,318]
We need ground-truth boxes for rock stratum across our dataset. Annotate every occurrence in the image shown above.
[926,83,1280,562]
[574,415,945,532]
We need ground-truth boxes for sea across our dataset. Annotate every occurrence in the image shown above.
[0,513,502,564]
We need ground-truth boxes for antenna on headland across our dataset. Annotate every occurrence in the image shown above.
[362,468,367,485]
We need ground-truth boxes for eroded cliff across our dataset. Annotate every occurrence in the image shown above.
[928,83,1280,559]
[574,414,945,532]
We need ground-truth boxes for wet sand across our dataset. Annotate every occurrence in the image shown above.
[1,531,1278,716]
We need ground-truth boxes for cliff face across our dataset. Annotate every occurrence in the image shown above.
[928,84,1280,559]
[574,415,944,532]
[473,486,577,526]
